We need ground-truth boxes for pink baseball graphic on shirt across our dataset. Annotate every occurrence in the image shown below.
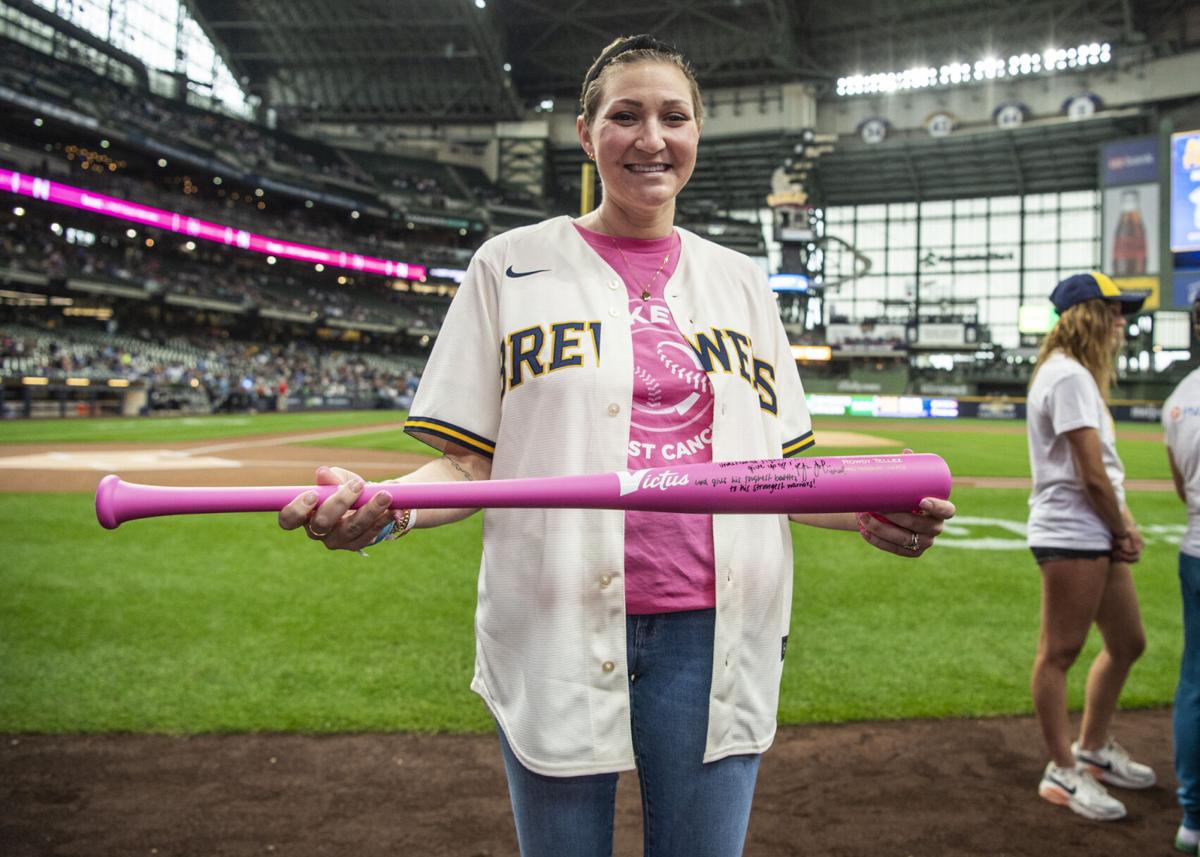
[629,296,714,439]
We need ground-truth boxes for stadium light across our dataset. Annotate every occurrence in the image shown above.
[12,206,23,216]
[836,41,1111,95]
[33,118,43,127]
[157,158,168,168]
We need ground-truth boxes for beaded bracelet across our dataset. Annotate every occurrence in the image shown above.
[369,508,417,546]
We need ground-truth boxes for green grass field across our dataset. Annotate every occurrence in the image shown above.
[0,487,1186,733]
[0,411,1186,733]
[811,416,1172,481]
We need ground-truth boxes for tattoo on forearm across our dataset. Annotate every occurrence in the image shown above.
[446,456,474,481]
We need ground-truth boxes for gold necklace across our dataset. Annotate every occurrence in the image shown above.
[599,214,672,301]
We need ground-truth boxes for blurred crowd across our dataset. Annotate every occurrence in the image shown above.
[0,323,423,411]
[0,207,449,331]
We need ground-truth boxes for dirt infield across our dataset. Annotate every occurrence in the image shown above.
[0,709,1181,856]
[0,425,1184,854]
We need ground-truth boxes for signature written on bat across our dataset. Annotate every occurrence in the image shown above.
[692,457,890,494]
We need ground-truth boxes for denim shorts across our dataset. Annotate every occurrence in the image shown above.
[1030,545,1112,563]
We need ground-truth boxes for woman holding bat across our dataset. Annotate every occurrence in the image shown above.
[279,35,955,857]
[1026,273,1155,822]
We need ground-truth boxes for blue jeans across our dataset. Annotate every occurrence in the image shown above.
[1177,552,1200,831]
[498,608,761,857]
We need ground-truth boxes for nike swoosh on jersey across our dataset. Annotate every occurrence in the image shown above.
[505,266,550,278]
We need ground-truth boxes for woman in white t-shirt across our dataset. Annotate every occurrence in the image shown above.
[1026,272,1155,823]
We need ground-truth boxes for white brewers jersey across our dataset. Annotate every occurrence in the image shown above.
[1164,367,1200,557]
[1027,351,1126,550]
[405,216,814,776]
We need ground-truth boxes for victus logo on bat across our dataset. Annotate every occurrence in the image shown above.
[616,469,690,496]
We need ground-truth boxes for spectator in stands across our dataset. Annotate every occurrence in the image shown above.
[280,35,955,857]
[1026,272,1154,822]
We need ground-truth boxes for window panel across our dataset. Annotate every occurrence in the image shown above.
[990,214,1019,243]
[954,217,987,247]
[1026,242,1058,269]
[955,198,988,216]
[921,200,952,217]
[886,248,917,275]
[984,296,1021,328]
[1024,213,1058,243]
[888,202,917,220]
[1060,210,1098,241]
[1025,193,1058,212]
[887,219,917,247]
[990,196,1021,213]
[856,276,888,300]
[947,274,988,298]
[987,272,1021,296]
[1061,190,1098,210]
[855,221,887,250]
[884,275,915,300]
[923,218,952,246]
[1059,240,1098,269]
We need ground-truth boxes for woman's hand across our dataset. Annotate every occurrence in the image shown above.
[278,465,397,551]
[1113,528,1143,564]
[855,497,956,558]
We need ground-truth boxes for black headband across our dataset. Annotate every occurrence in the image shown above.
[580,34,682,106]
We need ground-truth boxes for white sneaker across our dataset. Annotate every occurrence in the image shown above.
[1038,761,1127,821]
[1177,823,1200,854]
[1073,739,1157,789]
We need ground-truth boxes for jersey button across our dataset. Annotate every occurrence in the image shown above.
[608,280,620,290]
[599,574,612,587]
[607,403,620,416]
[602,660,615,673]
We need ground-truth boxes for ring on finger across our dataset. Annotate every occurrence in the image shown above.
[306,522,331,538]
[906,531,920,552]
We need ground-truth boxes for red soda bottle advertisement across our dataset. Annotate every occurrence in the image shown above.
[1112,189,1147,276]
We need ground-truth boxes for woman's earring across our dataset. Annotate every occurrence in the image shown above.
[587,150,595,161]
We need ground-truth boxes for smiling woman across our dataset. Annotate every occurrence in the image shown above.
[278,33,956,857]
[574,41,702,237]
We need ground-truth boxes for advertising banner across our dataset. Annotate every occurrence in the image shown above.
[1171,130,1200,252]
[1101,137,1159,186]
[1103,184,1159,277]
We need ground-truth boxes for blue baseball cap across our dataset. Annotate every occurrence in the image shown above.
[1049,272,1148,315]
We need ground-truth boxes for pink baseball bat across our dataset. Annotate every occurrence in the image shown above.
[94,454,951,530]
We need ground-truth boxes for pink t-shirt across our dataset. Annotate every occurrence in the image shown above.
[575,223,716,614]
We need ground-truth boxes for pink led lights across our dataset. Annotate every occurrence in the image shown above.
[1,168,427,280]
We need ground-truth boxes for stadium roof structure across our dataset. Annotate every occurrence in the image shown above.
[186,0,1198,125]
